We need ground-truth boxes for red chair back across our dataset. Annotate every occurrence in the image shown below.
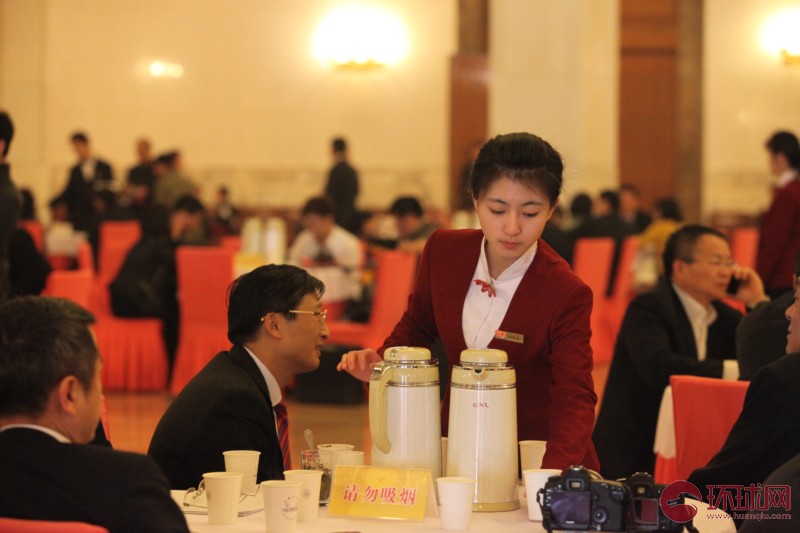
[76,241,94,271]
[43,269,93,309]
[730,227,759,270]
[368,250,417,334]
[572,237,615,363]
[670,375,750,480]
[220,235,242,253]
[0,518,108,533]
[19,220,44,252]
[97,221,141,285]
[606,236,639,337]
[176,246,234,326]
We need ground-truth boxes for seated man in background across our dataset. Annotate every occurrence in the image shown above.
[110,195,205,370]
[288,196,364,300]
[387,196,439,255]
[148,265,329,489]
[0,296,188,533]
[688,267,800,504]
[593,225,768,480]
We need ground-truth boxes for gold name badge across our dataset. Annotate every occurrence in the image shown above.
[495,330,524,344]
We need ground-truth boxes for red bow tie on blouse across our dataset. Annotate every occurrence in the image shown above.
[474,279,496,298]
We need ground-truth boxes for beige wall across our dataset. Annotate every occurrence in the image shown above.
[490,0,620,204]
[703,0,800,218]
[3,0,799,221]
[0,0,456,214]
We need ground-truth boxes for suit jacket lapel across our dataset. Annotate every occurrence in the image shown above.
[657,280,699,359]
[226,344,273,406]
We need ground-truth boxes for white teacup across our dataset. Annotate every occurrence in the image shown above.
[335,450,365,467]
[284,469,323,522]
[519,440,547,472]
[523,469,561,521]
[187,471,242,525]
[223,450,261,495]
[262,480,302,533]
[436,477,476,531]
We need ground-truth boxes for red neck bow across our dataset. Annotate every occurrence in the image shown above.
[474,279,496,298]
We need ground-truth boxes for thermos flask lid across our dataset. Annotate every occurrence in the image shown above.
[460,348,508,365]
[384,346,432,362]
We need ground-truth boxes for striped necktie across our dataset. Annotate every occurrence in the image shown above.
[274,402,292,471]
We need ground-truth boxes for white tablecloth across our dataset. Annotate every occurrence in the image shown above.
[184,493,734,533]
[653,385,676,459]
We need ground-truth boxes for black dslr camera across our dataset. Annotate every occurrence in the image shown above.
[538,465,627,532]
[622,473,683,532]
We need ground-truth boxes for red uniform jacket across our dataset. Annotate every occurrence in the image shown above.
[756,179,800,292]
[381,229,600,471]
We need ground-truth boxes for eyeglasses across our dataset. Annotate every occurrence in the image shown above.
[686,256,736,268]
[260,309,328,324]
[288,309,328,323]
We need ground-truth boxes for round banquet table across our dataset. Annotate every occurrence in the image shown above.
[182,492,735,533]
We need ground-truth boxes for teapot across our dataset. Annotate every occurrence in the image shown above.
[369,346,442,478]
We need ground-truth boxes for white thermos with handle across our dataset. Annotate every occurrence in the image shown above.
[446,348,519,511]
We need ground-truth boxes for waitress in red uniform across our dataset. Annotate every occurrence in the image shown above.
[338,132,599,471]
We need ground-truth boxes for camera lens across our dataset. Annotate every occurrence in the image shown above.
[593,508,608,524]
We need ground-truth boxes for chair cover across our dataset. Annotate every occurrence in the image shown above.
[572,237,615,364]
[670,375,750,480]
[0,518,108,533]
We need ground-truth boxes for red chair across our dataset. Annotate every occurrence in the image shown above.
[670,375,750,480]
[604,236,639,341]
[76,241,94,271]
[731,227,759,270]
[0,518,108,533]
[89,220,167,391]
[169,247,234,395]
[220,235,242,253]
[19,220,44,252]
[572,237,615,364]
[42,269,93,309]
[325,250,417,351]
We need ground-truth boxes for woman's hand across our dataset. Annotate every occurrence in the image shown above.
[336,348,382,382]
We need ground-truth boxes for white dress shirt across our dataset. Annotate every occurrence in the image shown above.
[287,225,364,299]
[462,239,537,349]
[777,169,799,189]
[672,283,739,380]
[0,424,70,443]
[244,346,282,408]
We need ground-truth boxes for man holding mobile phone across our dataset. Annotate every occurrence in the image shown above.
[594,224,769,480]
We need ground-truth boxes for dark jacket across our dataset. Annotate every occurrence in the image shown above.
[736,292,793,380]
[0,427,188,533]
[688,353,800,498]
[51,159,114,231]
[0,163,20,302]
[593,279,742,480]
[325,160,359,233]
[148,345,285,489]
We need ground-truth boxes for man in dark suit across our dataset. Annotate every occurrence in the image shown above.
[148,264,329,489]
[51,131,114,233]
[0,296,188,533]
[593,225,769,480]
[324,137,359,234]
[688,276,800,511]
[0,110,21,304]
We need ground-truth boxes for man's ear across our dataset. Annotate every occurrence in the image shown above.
[56,376,81,416]
[262,312,284,339]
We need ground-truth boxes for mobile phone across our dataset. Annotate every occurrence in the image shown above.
[726,277,741,295]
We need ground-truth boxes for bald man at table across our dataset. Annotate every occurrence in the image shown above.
[148,264,329,489]
[0,297,188,533]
